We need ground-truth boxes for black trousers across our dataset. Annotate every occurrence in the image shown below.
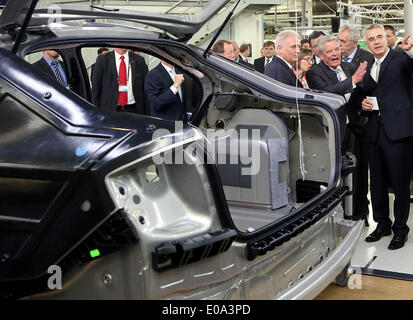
[116,103,146,114]
[342,124,370,216]
[368,121,412,236]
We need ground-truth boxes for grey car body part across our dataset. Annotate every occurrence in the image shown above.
[0,0,364,300]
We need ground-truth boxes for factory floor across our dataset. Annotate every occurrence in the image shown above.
[316,194,413,300]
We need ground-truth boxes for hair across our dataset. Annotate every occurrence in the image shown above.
[212,40,232,53]
[274,30,300,53]
[308,30,325,44]
[239,43,250,53]
[298,48,314,60]
[97,47,109,55]
[317,35,340,54]
[363,24,386,42]
[263,40,275,48]
[338,24,360,42]
[300,39,310,46]
[384,24,396,35]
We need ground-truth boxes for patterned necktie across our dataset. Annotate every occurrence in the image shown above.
[50,61,66,87]
[118,55,127,107]
[265,58,270,67]
[342,56,350,63]
[375,60,381,82]
[333,68,342,82]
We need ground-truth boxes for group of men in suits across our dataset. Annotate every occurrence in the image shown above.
[259,24,413,250]
[33,46,200,122]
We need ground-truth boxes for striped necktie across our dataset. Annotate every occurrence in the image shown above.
[333,68,342,82]
[342,56,351,63]
[50,61,66,87]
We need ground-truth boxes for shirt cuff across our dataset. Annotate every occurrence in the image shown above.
[406,47,413,58]
[170,85,178,95]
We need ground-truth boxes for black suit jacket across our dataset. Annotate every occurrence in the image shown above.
[144,63,187,121]
[351,47,374,68]
[306,60,366,134]
[253,56,266,73]
[238,56,254,69]
[33,57,70,87]
[306,60,356,95]
[92,51,148,114]
[361,49,413,143]
[264,56,303,88]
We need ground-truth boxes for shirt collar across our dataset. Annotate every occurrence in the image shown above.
[43,56,58,66]
[276,55,293,69]
[328,65,343,73]
[374,47,390,64]
[346,47,358,60]
[114,50,128,62]
[161,63,174,74]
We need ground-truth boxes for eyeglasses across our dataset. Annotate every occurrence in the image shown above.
[302,57,314,63]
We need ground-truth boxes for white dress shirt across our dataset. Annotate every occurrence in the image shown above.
[264,56,274,67]
[162,63,183,101]
[114,50,135,105]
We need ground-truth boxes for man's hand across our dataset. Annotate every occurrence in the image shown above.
[361,98,374,112]
[173,74,184,88]
[352,61,368,84]
[400,34,413,51]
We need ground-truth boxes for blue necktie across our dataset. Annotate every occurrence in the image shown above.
[333,69,342,82]
[51,61,66,87]
[342,56,351,63]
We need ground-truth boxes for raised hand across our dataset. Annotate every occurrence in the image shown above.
[173,74,184,88]
[400,34,413,51]
[352,61,368,84]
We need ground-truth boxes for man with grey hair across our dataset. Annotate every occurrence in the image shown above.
[337,25,374,224]
[338,25,374,66]
[360,24,413,250]
[307,35,367,96]
[264,30,302,87]
[307,35,368,225]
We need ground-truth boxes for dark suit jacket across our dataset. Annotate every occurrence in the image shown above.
[92,51,148,114]
[238,56,254,69]
[144,63,186,121]
[33,57,70,87]
[361,49,413,143]
[351,47,374,68]
[254,56,266,73]
[264,56,303,88]
[306,60,367,135]
[306,60,356,95]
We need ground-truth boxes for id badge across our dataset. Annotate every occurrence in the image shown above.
[119,85,128,93]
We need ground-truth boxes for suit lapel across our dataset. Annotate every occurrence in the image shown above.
[108,51,117,80]
[157,63,174,88]
[320,61,339,84]
[341,63,353,79]
[352,47,361,65]
[128,52,136,84]
[377,49,394,81]
[275,56,301,86]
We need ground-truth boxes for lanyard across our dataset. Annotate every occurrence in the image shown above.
[117,62,131,86]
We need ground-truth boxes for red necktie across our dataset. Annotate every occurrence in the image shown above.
[118,55,127,107]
